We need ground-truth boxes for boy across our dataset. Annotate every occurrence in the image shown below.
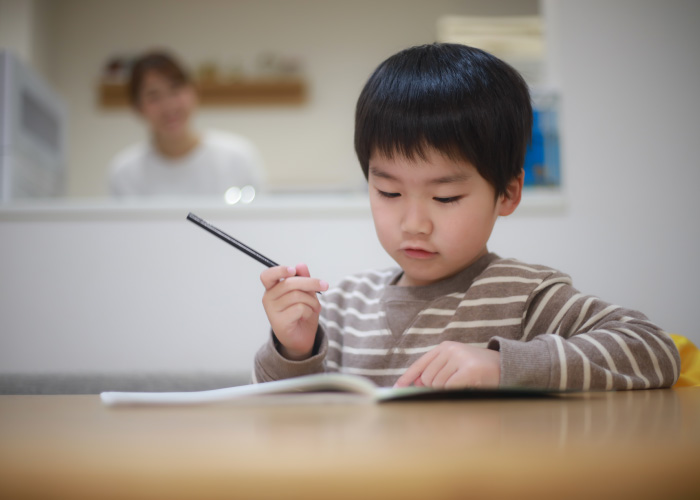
[254,43,679,390]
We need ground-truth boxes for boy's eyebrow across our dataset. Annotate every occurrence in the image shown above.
[368,166,395,180]
[427,173,472,185]
[369,166,472,184]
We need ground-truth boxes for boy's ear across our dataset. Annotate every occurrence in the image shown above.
[498,170,524,216]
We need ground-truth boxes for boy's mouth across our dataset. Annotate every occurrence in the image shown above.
[401,246,438,259]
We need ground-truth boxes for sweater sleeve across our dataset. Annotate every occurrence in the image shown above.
[252,328,328,383]
[488,273,680,390]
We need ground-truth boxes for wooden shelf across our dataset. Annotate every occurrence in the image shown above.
[98,78,308,108]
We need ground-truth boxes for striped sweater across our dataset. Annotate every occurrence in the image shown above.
[254,253,680,390]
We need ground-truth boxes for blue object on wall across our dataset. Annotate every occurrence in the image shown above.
[524,96,561,187]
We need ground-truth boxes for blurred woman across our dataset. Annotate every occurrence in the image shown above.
[109,51,264,197]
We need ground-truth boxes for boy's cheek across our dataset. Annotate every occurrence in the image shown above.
[369,206,388,231]
[373,216,395,241]
[372,221,396,254]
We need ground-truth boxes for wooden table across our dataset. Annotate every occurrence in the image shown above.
[1,388,699,499]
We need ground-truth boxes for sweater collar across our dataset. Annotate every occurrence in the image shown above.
[383,252,500,302]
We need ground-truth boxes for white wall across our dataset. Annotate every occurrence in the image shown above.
[0,0,55,79]
[46,0,538,196]
[517,0,700,342]
[1,0,699,376]
[0,0,34,61]
[0,199,393,375]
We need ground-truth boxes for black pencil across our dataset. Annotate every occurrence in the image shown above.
[186,212,279,268]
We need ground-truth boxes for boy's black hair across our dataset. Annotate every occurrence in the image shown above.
[354,43,532,198]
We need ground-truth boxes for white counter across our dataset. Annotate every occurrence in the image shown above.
[0,193,391,376]
[0,187,565,221]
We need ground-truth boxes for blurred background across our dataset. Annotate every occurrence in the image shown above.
[1,0,699,391]
[1,0,553,197]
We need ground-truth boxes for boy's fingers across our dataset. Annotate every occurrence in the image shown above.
[276,302,316,327]
[260,265,297,290]
[283,277,329,294]
[260,265,328,294]
[263,280,329,312]
[295,263,311,278]
[394,349,438,388]
[428,357,456,388]
[271,289,322,315]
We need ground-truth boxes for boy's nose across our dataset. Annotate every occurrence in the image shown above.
[401,203,432,235]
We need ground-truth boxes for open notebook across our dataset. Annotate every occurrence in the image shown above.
[100,373,562,406]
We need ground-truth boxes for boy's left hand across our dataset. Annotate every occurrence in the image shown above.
[394,342,501,389]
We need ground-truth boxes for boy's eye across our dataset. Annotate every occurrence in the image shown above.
[434,196,463,204]
[378,190,400,199]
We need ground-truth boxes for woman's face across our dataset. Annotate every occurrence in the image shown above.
[136,70,197,138]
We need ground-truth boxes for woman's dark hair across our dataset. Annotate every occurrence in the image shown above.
[127,51,192,108]
[354,43,532,198]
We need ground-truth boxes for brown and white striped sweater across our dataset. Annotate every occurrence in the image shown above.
[254,253,680,390]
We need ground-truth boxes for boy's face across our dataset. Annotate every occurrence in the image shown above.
[368,148,521,287]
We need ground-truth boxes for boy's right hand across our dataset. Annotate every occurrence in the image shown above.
[260,263,329,361]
